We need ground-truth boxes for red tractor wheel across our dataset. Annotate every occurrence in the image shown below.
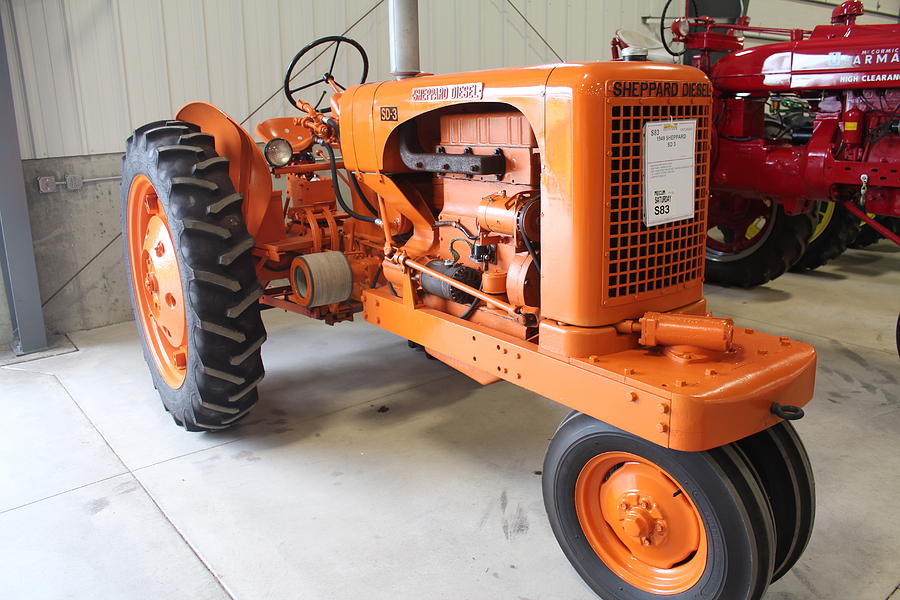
[705,193,814,287]
[121,120,266,430]
[543,414,777,600]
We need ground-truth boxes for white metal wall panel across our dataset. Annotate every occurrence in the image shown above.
[64,0,130,154]
[2,0,897,159]
[0,0,32,157]
[160,0,210,114]
[240,0,281,125]
[9,0,84,157]
[204,0,249,121]
[117,0,171,128]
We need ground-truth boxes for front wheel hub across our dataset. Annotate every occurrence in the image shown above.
[576,452,708,594]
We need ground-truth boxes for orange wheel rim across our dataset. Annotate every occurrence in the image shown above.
[575,451,708,595]
[127,175,188,388]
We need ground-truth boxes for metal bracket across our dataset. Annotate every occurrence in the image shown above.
[37,174,120,193]
[859,173,868,207]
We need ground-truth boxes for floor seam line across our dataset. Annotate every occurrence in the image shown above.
[46,371,236,600]
[131,438,244,473]
[130,473,238,600]
[0,471,131,515]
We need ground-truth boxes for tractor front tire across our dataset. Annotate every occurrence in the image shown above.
[790,202,859,272]
[543,414,776,600]
[734,421,815,583]
[121,120,266,431]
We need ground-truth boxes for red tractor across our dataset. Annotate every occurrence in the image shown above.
[616,0,900,286]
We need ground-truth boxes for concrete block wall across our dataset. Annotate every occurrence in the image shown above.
[0,147,289,348]
[0,153,129,346]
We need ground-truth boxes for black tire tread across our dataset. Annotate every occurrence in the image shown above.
[850,216,898,248]
[121,120,266,431]
[710,444,777,599]
[791,203,860,271]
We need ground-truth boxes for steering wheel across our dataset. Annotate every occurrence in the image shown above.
[283,35,369,114]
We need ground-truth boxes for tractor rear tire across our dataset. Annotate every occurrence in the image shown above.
[850,223,882,248]
[121,120,266,431]
[850,216,898,248]
[705,205,815,288]
[790,202,859,272]
[543,414,775,600]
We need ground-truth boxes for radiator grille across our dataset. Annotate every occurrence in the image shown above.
[605,101,709,302]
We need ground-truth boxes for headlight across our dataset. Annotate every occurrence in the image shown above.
[673,18,691,38]
[264,138,293,167]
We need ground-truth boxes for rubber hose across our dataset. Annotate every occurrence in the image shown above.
[319,142,379,224]
[349,171,379,217]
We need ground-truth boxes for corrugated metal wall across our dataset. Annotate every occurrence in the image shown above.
[2,0,898,159]
[1,0,675,159]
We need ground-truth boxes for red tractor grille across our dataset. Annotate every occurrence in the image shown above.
[605,101,710,303]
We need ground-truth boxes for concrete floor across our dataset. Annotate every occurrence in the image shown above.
[1,242,898,600]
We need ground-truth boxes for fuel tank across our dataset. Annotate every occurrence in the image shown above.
[711,23,900,92]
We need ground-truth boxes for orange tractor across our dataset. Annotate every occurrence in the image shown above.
[121,9,817,599]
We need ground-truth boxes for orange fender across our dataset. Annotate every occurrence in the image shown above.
[176,102,284,245]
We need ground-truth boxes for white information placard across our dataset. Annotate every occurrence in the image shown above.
[642,119,697,226]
